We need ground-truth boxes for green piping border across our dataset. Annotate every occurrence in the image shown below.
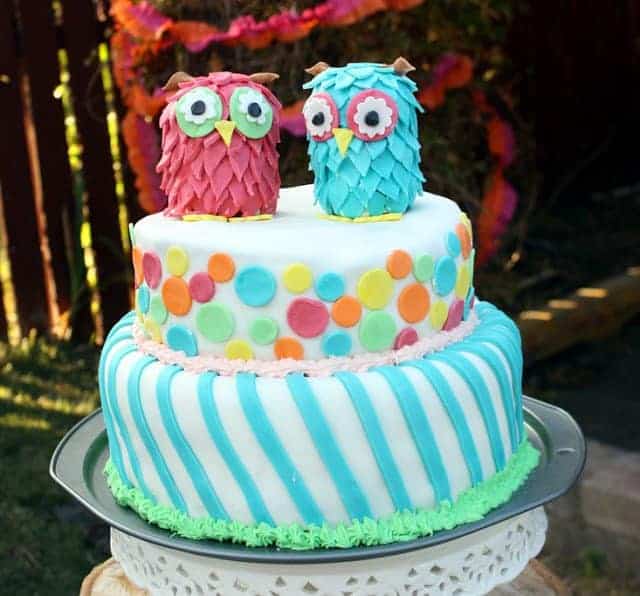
[104,439,540,550]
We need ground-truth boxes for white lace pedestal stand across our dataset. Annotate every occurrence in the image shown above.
[110,507,547,596]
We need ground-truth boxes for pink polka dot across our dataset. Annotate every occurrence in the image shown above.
[394,327,418,349]
[444,299,464,331]
[287,298,329,339]
[142,252,162,289]
[189,272,215,303]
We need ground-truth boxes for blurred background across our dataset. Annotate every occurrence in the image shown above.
[0,1,639,593]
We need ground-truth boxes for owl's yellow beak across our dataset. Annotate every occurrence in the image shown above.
[333,128,354,157]
[215,120,236,147]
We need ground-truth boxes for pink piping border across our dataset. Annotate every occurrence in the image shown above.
[132,311,479,378]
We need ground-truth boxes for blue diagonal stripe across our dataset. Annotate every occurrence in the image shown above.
[287,373,373,521]
[156,365,228,519]
[403,359,484,485]
[334,371,412,512]
[236,373,324,525]
[197,373,273,524]
[105,312,135,343]
[375,366,452,503]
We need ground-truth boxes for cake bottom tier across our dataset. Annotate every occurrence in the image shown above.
[100,302,539,549]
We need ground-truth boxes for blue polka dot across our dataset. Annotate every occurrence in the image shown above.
[235,266,276,307]
[137,285,150,313]
[447,231,461,258]
[315,272,345,302]
[322,331,352,357]
[166,325,198,356]
[434,256,457,296]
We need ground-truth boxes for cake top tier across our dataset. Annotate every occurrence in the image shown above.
[132,185,475,369]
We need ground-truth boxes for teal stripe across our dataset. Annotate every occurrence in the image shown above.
[128,358,187,512]
[105,312,135,342]
[197,373,273,524]
[403,359,483,485]
[375,366,452,503]
[156,366,228,519]
[429,352,507,470]
[236,373,324,525]
[287,373,373,520]
[334,372,412,511]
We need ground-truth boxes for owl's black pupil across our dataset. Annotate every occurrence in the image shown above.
[364,110,380,126]
[248,102,262,117]
[191,100,206,116]
[312,112,325,126]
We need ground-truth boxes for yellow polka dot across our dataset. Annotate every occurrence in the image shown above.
[455,265,471,299]
[430,300,448,330]
[166,245,189,277]
[143,317,162,342]
[225,339,254,360]
[460,212,473,243]
[283,263,313,294]
[357,268,394,310]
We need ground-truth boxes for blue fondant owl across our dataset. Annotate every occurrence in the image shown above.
[302,58,425,218]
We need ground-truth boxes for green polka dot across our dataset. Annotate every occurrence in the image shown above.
[359,311,397,351]
[413,254,434,282]
[249,317,279,345]
[196,302,235,343]
[148,295,168,324]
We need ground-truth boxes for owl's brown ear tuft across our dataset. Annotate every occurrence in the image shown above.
[248,72,280,85]
[390,57,416,76]
[163,71,195,92]
[305,62,330,77]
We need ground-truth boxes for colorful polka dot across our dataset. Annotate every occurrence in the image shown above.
[225,339,253,360]
[456,222,472,258]
[136,284,150,314]
[397,283,430,323]
[357,268,394,310]
[446,232,461,258]
[162,276,192,316]
[189,272,215,303]
[287,298,329,338]
[331,295,362,327]
[460,212,473,242]
[142,251,162,289]
[235,266,276,307]
[359,311,396,351]
[386,250,412,279]
[455,264,471,299]
[444,299,464,331]
[283,263,313,294]
[413,254,434,283]
[394,327,418,349]
[315,272,345,302]
[322,331,352,357]
[208,253,235,282]
[433,256,457,296]
[143,317,161,342]
[166,245,189,276]
[132,247,143,288]
[274,337,304,360]
[430,300,448,330]
[464,288,475,320]
[148,295,168,324]
[196,302,234,343]
[166,324,198,356]
[249,317,279,345]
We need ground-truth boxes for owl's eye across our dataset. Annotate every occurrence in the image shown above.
[347,90,398,141]
[176,87,223,138]
[230,87,274,139]
[303,93,338,142]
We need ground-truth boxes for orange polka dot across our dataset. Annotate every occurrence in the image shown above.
[208,253,235,282]
[162,276,192,316]
[386,249,413,279]
[132,247,143,287]
[456,222,472,259]
[274,337,304,360]
[398,283,430,323]
[331,295,362,328]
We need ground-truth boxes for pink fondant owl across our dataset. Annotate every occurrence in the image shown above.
[157,71,281,217]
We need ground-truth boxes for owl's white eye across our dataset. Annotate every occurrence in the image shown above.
[303,93,338,141]
[230,87,274,139]
[176,87,223,137]
[347,90,398,141]
[236,89,270,125]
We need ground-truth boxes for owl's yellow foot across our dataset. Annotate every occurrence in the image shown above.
[319,213,403,223]
[181,214,274,223]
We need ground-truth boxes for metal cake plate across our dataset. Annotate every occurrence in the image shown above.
[50,396,585,564]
